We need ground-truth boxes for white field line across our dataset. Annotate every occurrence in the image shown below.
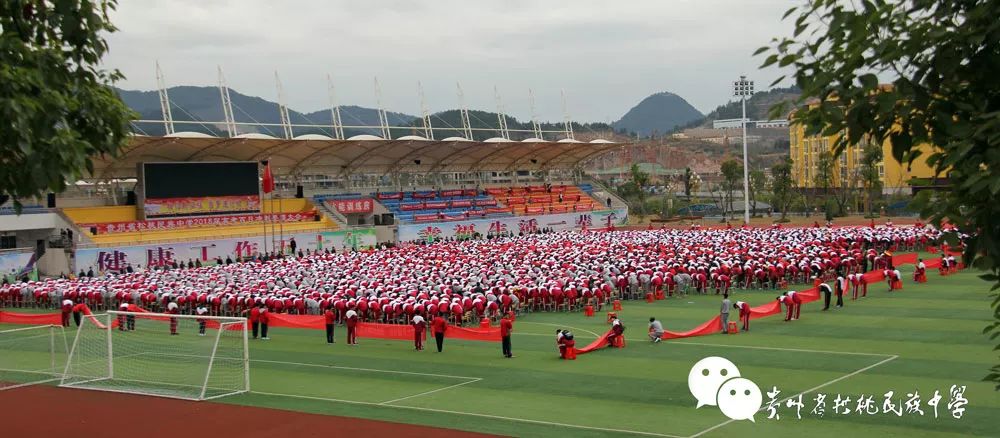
[250,390,684,438]
[378,378,483,405]
[252,358,480,381]
[688,354,899,438]
[669,340,897,357]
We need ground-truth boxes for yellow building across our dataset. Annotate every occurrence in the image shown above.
[789,123,942,191]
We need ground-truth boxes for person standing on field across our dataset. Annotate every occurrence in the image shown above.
[196,304,209,336]
[258,305,270,340]
[245,304,260,339]
[166,301,179,335]
[720,294,731,334]
[431,314,448,352]
[345,309,358,345]
[500,313,514,357]
[411,314,427,351]
[324,307,336,344]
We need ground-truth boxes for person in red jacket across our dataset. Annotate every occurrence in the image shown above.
[500,313,514,358]
[166,301,179,335]
[411,314,427,351]
[258,305,270,340]
[431,314,448,352]
[60,298,73,327]
[345,309,358,345]
[324,308,336,344]
[71,300,86,327]
[244,304,260,339]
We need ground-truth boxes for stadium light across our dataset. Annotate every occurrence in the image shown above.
[733,75,754,225]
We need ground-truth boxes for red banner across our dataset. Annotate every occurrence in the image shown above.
[450,200,472,208]
[474,199,498,207]
[376,192,403,200]
[82,212,315,234]
[328,198,374,214]
[144,195,261,218]
[400,203,424,211]
[424,201,448,209]
[440,190,464,197]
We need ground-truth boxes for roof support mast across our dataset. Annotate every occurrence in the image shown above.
[494,86,510,140]
[274,71,294,139]
[561,89,575,140]
[217,66,238,137]
[418,81,434,140]
[374,77,391,139]
[155,61,175,135]
[528,88,543,140]
[326,74,345,140]
[456,82,473,140]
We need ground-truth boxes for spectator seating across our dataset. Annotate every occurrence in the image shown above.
[371,185,604,223]
[63,198,337,245]
[487,185,601,216]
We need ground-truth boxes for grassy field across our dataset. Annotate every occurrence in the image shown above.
[2,269,998,437]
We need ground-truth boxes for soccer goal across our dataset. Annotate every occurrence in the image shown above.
[0,324,69,391]
[59,311,249,401]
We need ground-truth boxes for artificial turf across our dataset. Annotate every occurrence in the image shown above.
[2,268,998,437]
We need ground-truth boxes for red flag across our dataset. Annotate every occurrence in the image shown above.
[262,162,274,194]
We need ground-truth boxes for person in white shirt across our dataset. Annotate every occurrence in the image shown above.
[648,317,664,343]
[196,305,209,336]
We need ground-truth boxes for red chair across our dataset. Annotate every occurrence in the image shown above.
[584,305,595,317]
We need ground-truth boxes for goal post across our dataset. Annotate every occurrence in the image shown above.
[0,324,69,391]
[60,311,249,401]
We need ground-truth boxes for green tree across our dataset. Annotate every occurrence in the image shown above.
[749,169,767,217]
[720,159,742,220]
[770,158,794,221]
[859,141,884,218]
[813,150,835,200]
[1,1,134,209]
[761,0,1000,388]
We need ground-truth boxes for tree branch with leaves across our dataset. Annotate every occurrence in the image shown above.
[760,0,1000,389]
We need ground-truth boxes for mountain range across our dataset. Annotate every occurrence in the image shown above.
[117,86,793,140]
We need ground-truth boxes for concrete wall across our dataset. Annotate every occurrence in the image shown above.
[38,248,72,277]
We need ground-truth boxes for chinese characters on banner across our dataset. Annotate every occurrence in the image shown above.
[82,212,315,234]
[143,195,261,218]
[765,385,968,421]
[328,198,374,214]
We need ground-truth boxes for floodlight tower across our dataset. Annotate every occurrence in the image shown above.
[733,75,755,225]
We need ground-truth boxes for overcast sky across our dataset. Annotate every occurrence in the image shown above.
[104,0,795,123]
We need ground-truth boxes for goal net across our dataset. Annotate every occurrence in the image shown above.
[0,325,69,391]
[60,311,249,400]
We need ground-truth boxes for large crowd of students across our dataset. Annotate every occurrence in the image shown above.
[1,225,949,329]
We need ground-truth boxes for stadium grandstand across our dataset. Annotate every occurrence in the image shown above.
[1,133,624,278]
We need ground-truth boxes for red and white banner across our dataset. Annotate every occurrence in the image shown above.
[143,195,261,218]
[327,198,374,214]
[376,192,403,200]
[82,212,314,235]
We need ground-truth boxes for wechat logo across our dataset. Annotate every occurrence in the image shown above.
[688,357,763,422]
